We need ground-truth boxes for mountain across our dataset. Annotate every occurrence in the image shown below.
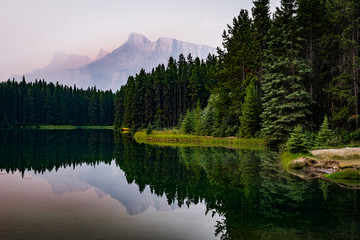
[42,51,93,71]
[22,33,216,91]
[21,52,93,87]
[95,49,109,60]
[39,161,178,215]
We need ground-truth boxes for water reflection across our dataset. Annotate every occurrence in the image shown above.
[0,130,359,240]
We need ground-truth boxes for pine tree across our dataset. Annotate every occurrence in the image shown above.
[316,115,331,146]
[181,110,194,134]
[193,100,202,135]
[114,89,124,129]
[286,125,308,153]
[239,78,262,138]
[261,0,312,146]
[214,9,258,136]
[252,0,271,78]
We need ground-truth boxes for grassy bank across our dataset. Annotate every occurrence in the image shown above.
[325,170,360,180]
[134,130,266,149]
[280,152,312,169]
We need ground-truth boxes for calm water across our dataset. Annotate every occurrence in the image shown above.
[0,130,359,240]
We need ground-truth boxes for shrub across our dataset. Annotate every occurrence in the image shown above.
[350,128,360,143]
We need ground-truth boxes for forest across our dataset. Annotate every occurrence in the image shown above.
[0,77,114,126]
[1,0,360,147]
[114,0,360,146]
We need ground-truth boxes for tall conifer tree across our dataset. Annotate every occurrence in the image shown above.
[261,0,311,145]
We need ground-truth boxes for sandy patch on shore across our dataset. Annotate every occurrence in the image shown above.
[311,147,360,159]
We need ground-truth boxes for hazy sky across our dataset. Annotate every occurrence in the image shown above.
[0,0,280,81]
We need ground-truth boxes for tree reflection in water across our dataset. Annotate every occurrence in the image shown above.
[0,130,359,240]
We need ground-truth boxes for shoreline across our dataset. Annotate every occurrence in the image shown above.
[0,125,114,130]
[285,147,360,189]
[134,130,266,149]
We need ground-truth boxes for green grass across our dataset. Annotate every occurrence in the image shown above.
[280,151,312,169]
[325,170,360,180]
[134,130,266,149]
[28,125,114,130]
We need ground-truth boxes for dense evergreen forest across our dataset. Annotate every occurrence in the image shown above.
[113,54,218,130]
[114,0,360,145]
[0,77,114,126]
[1,0,360,147]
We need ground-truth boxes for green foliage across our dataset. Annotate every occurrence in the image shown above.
[199,104,215,136]
[193,100,202,135]
[281,151,312,169]
[326,170,360,180]
[325,74,356,129]
[239,79,262,138]
[134,130,266,149]
[286,125,309,153]
[181,110,194,134]
[315,116,332,146]
[113,54,217,131]
[0,78,114,127]
[261,0,312,146]
[146,124,153,135]
[350,128,360,142]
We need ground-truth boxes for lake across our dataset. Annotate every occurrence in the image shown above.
[0,130,359,240]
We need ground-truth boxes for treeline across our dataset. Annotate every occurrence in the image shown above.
[115,0,360,146]
[0,130,114,175]
[114,54,218,129]
[0,77,114,126]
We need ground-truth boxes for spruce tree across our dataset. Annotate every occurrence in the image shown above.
[239,79,262,138]
[261,0,312,146]
[181,110,194,134]
[252,0,271,78]
[194,100,202,135]
[316,116,331,146]
[286,125,308,153]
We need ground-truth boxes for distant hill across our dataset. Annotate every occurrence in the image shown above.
[20,33,216,91]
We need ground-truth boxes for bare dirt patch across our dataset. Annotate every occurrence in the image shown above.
[310,147,360,168]
[311,147,360,159]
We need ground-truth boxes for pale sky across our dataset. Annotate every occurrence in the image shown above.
[0,0,280,81]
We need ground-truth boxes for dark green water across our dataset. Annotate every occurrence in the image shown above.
[0,130,359,240]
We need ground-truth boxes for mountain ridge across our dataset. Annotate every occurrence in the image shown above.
[20,33,217,91]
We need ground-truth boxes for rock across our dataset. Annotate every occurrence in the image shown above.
[289,157,308,169]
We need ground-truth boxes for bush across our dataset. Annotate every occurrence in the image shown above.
[350,128,360,143]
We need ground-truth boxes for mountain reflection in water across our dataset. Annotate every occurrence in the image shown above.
[0,129,359,240]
